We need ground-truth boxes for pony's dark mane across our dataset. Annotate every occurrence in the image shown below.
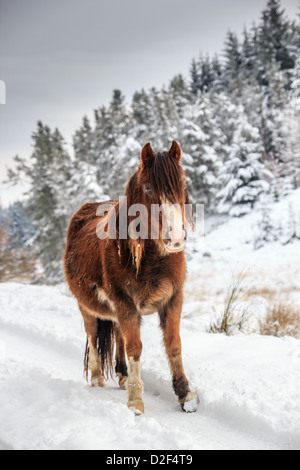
[144,151,185,203]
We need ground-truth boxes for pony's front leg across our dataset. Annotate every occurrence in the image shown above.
[119,314,144,415]
[159,293,199,412]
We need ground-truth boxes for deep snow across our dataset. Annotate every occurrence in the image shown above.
[1,190,300,450]
[0,282,299,450]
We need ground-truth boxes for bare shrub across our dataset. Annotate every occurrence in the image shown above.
[0,222,36,283]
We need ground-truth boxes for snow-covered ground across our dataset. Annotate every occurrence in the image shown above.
[0,190,300,450]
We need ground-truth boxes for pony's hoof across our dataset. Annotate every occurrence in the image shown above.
[180,391,199,413]
[128,401,144,415]
[117,373,128,390]
[91,374,105,388]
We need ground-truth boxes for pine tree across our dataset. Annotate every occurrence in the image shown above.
[211,91,237,148]
[110,89,128,136]
[182,91,222,208]
[258,0,294,74]
[168,74,190,115]
[146,86,170,149]
[190,54,220,95]
[132,89,152,128]
[281,59,300,189]
[7,122,73,282]
[73,115,94,164]
[240,77,264,133]
[166,74,190,143]
[198,54,215,93]
[290,56,300,98]
[223,30,243,95]
[260,60,287,161]
[254,196,278,249]
[241,26,260,83]
[211,55,225,93]
[67,159,109,213]
[189,58,201,97]
[93,89,131,196]
[108,136,142,199]
[217,105,269,217]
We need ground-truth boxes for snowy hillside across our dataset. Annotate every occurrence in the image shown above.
[1,190,300,450]
[0,283,299,450]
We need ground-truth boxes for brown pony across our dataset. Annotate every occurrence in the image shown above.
[64,140,199,414]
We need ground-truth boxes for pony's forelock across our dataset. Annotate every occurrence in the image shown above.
[140,151,185,204]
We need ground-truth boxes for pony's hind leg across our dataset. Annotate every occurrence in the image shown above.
[115,325,128,390]
[80,306,104,387]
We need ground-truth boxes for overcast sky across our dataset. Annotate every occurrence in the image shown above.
[0,0,299,182]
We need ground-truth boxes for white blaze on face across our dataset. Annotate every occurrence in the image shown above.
[160,197,184,239]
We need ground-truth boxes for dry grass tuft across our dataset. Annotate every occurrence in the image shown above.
[208,273,251,336]
[259,298,300,339]
[207,268,300,339]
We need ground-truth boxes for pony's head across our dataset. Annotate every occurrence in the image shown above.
[125,141,192,266]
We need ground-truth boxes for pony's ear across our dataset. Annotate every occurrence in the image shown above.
[140,142,154,167]
[169,140,181,161]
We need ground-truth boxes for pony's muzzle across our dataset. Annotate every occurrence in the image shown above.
[164,227,187,252]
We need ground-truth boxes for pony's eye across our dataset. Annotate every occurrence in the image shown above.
[145,186,152,195]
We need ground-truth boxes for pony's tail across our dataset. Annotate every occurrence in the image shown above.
[84,319,115,381]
